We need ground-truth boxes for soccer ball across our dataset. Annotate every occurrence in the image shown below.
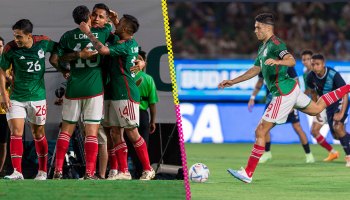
[189,163,210,183]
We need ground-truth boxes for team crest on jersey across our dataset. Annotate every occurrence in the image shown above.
[38,49,45,58]
[263,48,268,57]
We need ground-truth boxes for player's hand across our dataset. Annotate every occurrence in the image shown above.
[218,80,234,89]
[333,112,343,121]
[150,123,156,134]
[248,99,255,112]
[315,114,323,123]
[80,47,98,59]
[79,22,91,34]
[109,10,118,21]
[0,94,11,112]
[264,59,280,66]
[61,70,70,80]
[131,59,145,73]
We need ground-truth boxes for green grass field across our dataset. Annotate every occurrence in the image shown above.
[0,179,185,199]
[186,143,350,200]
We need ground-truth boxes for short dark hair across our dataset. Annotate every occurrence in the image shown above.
[0,36,4,44]
[12,19,33,34]
[139,50,146,61]
[311,54,324,61]
[301,50,313,56]
[122,14,139,34]
[73,5,90,25]
[255,13,274,25]
[93,3,110,16]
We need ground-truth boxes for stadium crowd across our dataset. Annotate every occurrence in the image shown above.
[169,2,350,60]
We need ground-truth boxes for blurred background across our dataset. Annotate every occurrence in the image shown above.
[168,1,350,144]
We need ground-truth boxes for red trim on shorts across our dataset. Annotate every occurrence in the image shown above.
[65,92,104,100]
[118,57,139,104]
[272,96,282,119]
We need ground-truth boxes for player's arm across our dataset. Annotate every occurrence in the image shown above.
[59,48,98,62]
[265,53,296,67]
[79,22,110,55]
[218,65,261,89]
[149,104,157,134]
[333,73,348,121]
[0,69,10,111]
[109,10,119,28]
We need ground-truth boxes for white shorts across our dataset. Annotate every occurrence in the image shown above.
[6,100,47,125]
[62,95,103,124]
[263,86,311,124]
[312,109,327,125]
[108,99,139,128]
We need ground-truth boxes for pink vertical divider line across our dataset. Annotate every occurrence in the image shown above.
[161,0,191,199]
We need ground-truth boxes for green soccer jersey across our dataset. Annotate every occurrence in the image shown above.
[58,24,112,99]
[0,36,57,102]
[108,37,140,102]
[253,35,296,96]
[135,71,159,110]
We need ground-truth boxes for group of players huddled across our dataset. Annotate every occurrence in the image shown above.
[0,3,155,180]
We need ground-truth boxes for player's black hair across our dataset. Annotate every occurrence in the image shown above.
[255,13,274,25]
[93,3,110,16]
[139,50,147,61]
[122,14,139,34]
[301,50,313,56]
[73,5,90,25]
[311,54,324,61]
[12,19,33,34]
[0,36,4,44]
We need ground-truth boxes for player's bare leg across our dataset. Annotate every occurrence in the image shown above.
[83,124,99,179]
[259,132,272,163]
[291,122,314,163]
[106,127,119,180]
[125,128,155,180]
[31,123,48,180]
[98,143,107,179]
[53,122,75,179]
[111,127,131,180]
[4,118,25,180]
[228,119,274,183]
[332,122,350,167]
[311,122,338,161]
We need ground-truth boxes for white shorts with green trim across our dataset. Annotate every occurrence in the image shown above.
[62,95,103,124]
[312,109,327,125]
[6,100,47,125]
[107,99,139,128]
[263,86,311,124]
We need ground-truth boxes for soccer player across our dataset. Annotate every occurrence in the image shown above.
[218,13,350,183]
[301,50,339,161]
[0,19,58,180]
[79,14,156,180]
[306,54,350,167]
[125,50,159,178]
[248,68,315,164]
[53,5,115,180]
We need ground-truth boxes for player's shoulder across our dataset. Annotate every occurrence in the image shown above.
[33,35,51,43]
[270,35,285,46]
[3,41,18,53]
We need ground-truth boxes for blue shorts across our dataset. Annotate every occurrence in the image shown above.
[327,107,349,134]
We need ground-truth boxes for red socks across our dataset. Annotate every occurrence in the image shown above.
[245,144,265,178]
[133,137,152,171]
[115,142,128,173]
[84,136,98,176]
[321,84,350,106]
[108,148,118,170]
[55,132,71,172]
[315,135,333,152]
[10,136,23,173]
[34,135,48,172]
